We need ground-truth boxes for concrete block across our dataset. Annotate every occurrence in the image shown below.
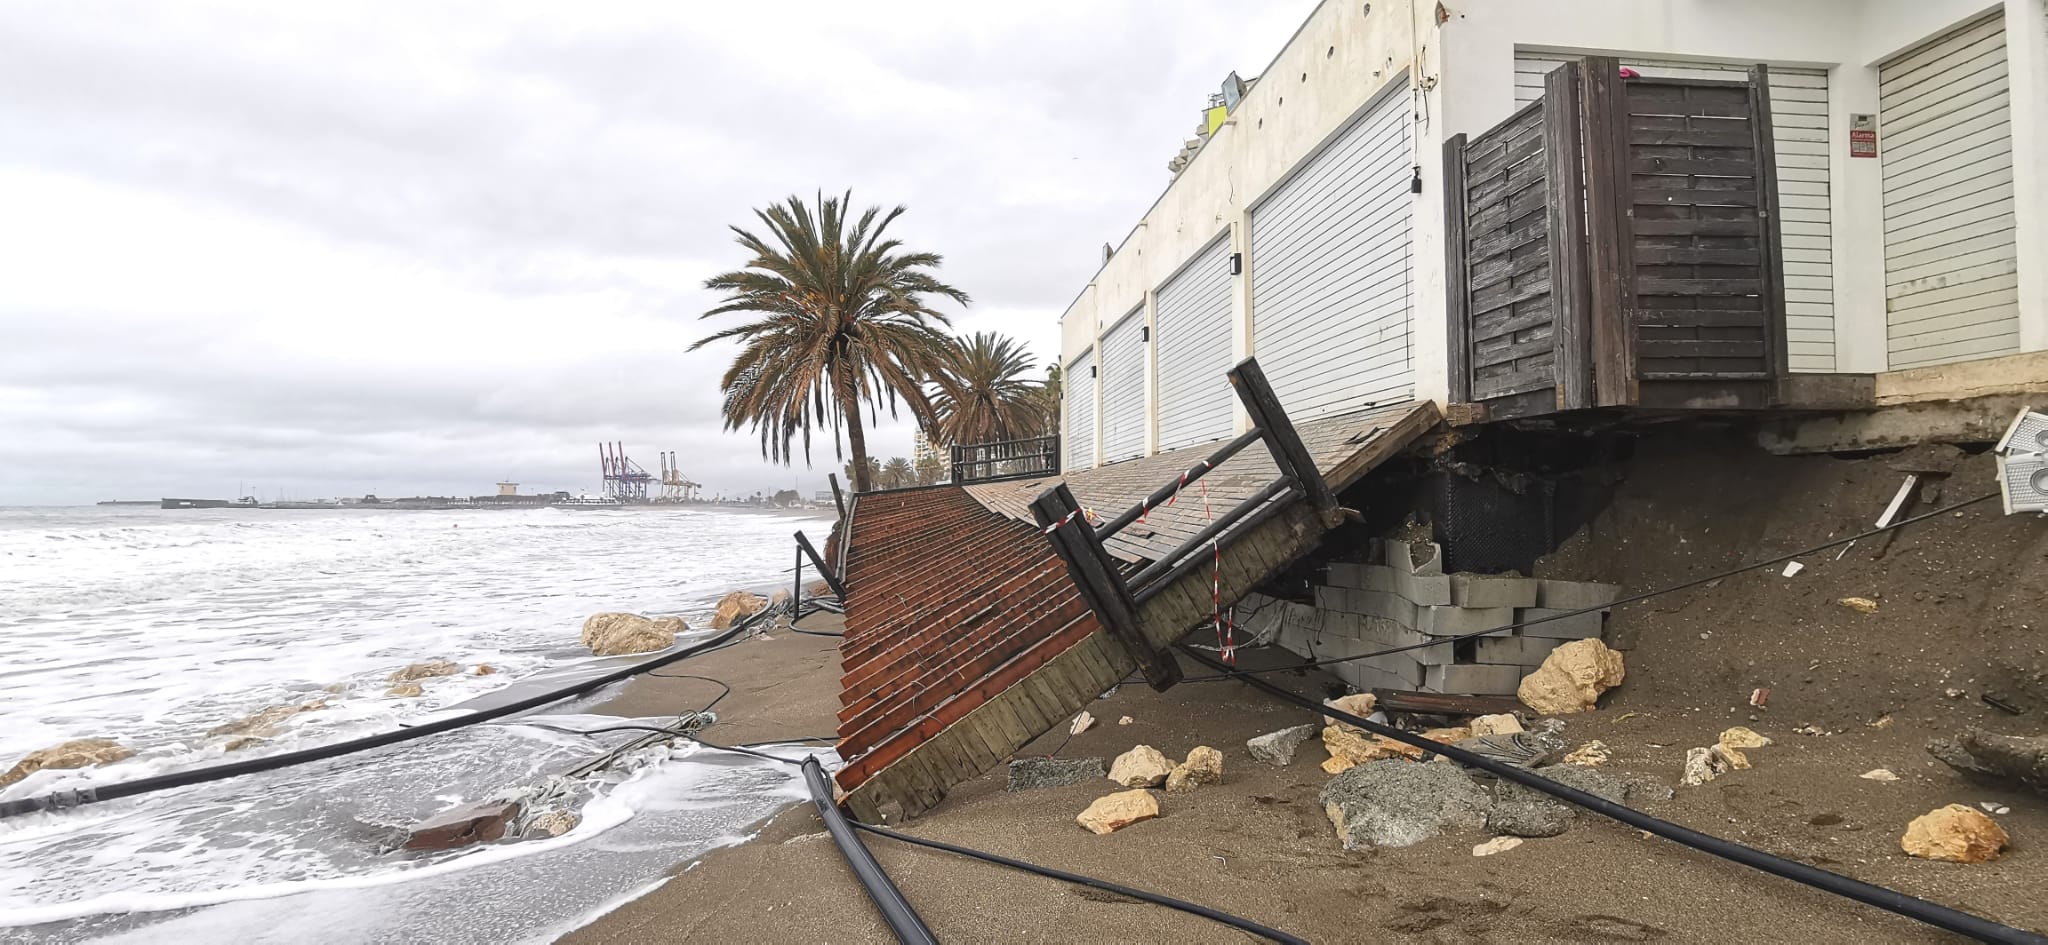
[1334,660,1422,694]
[1516,607,1605,640]
[1450,573,1540,608]
[1325,562,1397,593]
[1316,587,1419,628]
[1474,634,1566,667]
[1322,612,1452,665]
[1425,663,1528,695]
[1384,538,1445,576]
[1536,579,1621,610]
[1414,605,1515,638]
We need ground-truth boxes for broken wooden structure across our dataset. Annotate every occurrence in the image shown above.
[833,360,1436,821]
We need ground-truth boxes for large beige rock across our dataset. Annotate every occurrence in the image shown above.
[387,681,425,698]
[1107,745,1174,787]
[1322,693,1378,732]
[1517,638,1625,715]
[711,591,768,630]
[579,613,686,656]
[0,738,134,789]
[208,700,329,746]
[389,660,461,683]
[1076,789,1159,835]
[1165,746,1224,794]
[1901,805,2009,863]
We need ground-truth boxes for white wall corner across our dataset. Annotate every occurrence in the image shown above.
[1828,62,1889,373]
[1229,211,1255,435]
[2004,0,2048,351]
[1142,290,1160,455]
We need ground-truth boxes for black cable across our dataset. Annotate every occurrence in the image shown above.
[1178,644,2046,945]
[0,609,780,819]
[640,672,733,715]
[1184,490,1998,682]
[802,757,936,945]
[853,821,1308,945]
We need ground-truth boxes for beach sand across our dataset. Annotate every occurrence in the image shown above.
[567,626,2047,944]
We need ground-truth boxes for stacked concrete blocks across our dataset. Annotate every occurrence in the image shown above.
[1269,539,1619,696]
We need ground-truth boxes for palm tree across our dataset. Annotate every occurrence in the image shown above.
[1029,363,1063,439]
[843,456,880,487]
[881,457,913,490]
[693,192,969,492]
[929,332,1042,447]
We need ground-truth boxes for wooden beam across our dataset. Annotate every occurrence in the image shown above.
[1031,484,1181,691]
[1579,56,1637,407]
[1544,61,1593,411]
[1228,357,1341,526]
[829,473,847,521]
[795,531,846,599]
[1443,132,1473,405]
[1748,63,1790,398]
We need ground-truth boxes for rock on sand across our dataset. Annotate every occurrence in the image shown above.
[580,613,686,656]
[1901,805,2009,863]
[1107,745,1174,788]
[1165,746,1223,794]
[1007,757,1106,792]
[1076,790,1159,835]
[1321,759,1491,852]
[389,660,461,683]
[711,591,768,630]
[1246,724,1317,767]
[1517,639,1625,715]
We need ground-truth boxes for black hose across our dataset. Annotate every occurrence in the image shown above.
[1184,491,1999,682]
[853,821,1307,945]
[0,611,776,820]
[1178,645,2046,945]
[801,757,937,945]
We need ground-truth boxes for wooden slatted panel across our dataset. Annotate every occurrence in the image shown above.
[1880,11,2020,369]
[1064,348,1095,471]
[1518,51,1833,372]
[1461,101,1556,401]
[1248,82,1414,421]
[1098,308,1146,462]
[1625,80,1774,380]
[1154,235,1236,451]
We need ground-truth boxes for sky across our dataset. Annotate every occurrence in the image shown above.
[0,0,1311,504]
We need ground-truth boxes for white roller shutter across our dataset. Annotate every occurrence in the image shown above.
[1154,235,1236,450]
[1249,84,1413,421]
[1880,12,2020,369]
[1063,348,1095,471]
[1516,51,1836,372]
[1098,309,1146,462]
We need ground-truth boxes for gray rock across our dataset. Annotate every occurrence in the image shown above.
[1928,730,2048,795]
[1319,759,1491,852]
[1246,724,1317,767]
[1006,757,1106,792]
[1485,765,1637,838]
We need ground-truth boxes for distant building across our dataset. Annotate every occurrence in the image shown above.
[497,482,519,496]
[913,429,941,467]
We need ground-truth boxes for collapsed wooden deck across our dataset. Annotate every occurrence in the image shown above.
[834,400,1438,822]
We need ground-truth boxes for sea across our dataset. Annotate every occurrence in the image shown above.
[0,504,836,943]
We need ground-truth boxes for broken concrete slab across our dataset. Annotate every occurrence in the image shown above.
[1320,759,1491,852]
[405,799,522,851]
[1486,765,1635,838]
[1928,730,2048,796]
[1007,757,1107,791]
[1247,724,1317,767]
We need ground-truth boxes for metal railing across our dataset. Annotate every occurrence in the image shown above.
[1031,357,1338,691]
[950,435,1059,485]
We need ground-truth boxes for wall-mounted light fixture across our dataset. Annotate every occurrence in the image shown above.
[1410,166,1424,194]
[1228,252,1243,275]
[1140,326,1150,342]
[1090,365,1098,378]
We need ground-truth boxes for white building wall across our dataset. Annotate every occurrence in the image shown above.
[1059,0,2048,460]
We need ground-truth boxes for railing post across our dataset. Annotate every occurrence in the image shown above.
[1544,62,1594,411]
[796,531,846,599]
[1443,131,1473,405]
[1748,63,1790,397]
[794,545,804,609]
[1227,357,1341,526]
[829,473,847,522]
[1578,56,1638,406]
[1030,484,1181,691]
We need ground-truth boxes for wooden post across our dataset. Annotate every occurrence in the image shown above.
[1031,484,1181,691]
[795,531,846,599]
[794,545,804,607]
[1578,56,1638,406]
[829,473,847,522]
[1544,61,1594,411]
[1227,357,1340,526]
[1748,63,1790,397]
[1442,132,1473,405]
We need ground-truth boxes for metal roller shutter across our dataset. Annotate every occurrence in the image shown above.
[1249,83,1413,421]
[1516,51,1836,372]
[1098,309,1146,462]
[1064,348,1095,471]
[1880,12,2020,369]
[1154,235,1236,450]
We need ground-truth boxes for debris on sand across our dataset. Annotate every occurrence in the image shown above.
[1468,713,1525,737]
[1682,746,1726,786]
[1715,727,1772,770]
[1517,639,1625,715]
[1007,757,1106,792]
[1860,768,1900,782]
[1107,745,1174,788]
[1077,790,1159,835]
[1165,746,1223,794]
[1321,759,1490,852]
[1247,724,1316,767]
[1473,836,1523,856]
[1900,805,2008,863]
[1928,729,2048,795]
[1836,596,1880,615]
[1564,741,1611,767]
[1069,711,1096,736]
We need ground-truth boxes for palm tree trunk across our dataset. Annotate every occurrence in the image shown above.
[838,372,872,493]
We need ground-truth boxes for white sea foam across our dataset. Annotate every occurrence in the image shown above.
[0,505,832,943]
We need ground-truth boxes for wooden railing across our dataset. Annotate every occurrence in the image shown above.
[1444,56,1788,421]
[949,435,1059,484]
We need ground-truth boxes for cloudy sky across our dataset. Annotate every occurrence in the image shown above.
[0,0,1308,504]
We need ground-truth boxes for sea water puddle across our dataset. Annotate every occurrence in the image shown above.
[0,723,832,944]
